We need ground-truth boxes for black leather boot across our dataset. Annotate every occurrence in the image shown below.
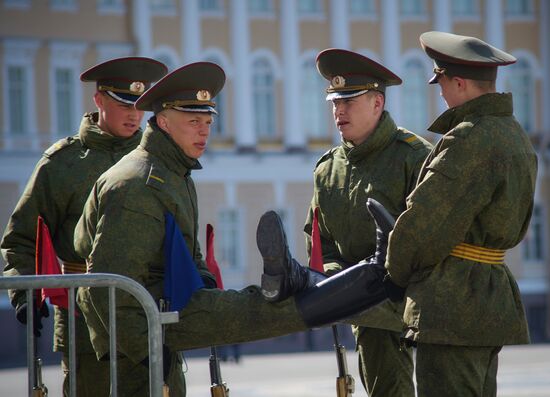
[256,211,326,302]
[295,199,396,328]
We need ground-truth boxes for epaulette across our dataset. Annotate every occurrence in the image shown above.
[145,164,167,191]
[43,136,76,158]
[396,129,428,150]
[314,147,337,170]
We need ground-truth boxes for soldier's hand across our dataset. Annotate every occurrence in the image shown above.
[382,274,405,302]
[201,275,217,289]
[15,302,50,337]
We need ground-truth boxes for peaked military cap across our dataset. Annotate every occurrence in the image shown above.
[135,62,225,115]
[81,57,168,104]
[420,31,517,84]
[316,48,402,100]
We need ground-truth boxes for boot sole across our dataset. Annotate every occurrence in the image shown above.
[256,211,289,301]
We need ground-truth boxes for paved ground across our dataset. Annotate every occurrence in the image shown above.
[1,344,549,396]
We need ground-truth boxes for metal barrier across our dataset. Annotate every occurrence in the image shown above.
[0,273,179,397]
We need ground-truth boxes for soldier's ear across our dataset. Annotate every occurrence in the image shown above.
[156,112,168,130]
[93,92,104,110]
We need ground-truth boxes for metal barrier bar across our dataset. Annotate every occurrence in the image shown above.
[69,286,76,397]
[0,273,178,397]
[109,286,118,397]
[25,289,34,397]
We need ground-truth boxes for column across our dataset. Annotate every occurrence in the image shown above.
[329,0,350,49]
[329,0,350,144]
[485,0,505,91]
[433,0,452,114]
[181,0,201,63]
[381,0,401,122]
[281,0,304,151]
[231,0,255,150]
[540,0,550,341]
[132,0,152,57]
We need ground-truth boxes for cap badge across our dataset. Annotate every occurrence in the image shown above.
[129,81,145,94]
[196,90,212,101]
[331,75,346,89]
[373,82,379,88]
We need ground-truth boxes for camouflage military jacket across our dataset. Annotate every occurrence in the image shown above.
[75,118,215,363]
[387,93,536,346]
[1,112,142,353]
[304,111,431,332]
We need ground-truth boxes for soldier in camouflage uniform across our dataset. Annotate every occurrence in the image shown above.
[301,49,431,396]
[76,62,418,395]
[379,31,536,396]
[1,57,168,396]
[74,62,223,396]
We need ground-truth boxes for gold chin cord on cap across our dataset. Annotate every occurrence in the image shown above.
[162,99,216,109]
[433,67,446,77]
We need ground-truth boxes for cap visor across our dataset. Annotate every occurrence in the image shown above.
[428,74,439,84]
[325,89,369,101]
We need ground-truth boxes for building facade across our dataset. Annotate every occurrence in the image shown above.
[1,0,549,342]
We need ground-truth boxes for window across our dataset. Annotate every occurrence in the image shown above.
[298,0,323,15]
[204,56,228,138]
[301,57,329,140]
[452,0,478,17]
[50,0,77,11]
[7,66,27,136]
[506,58,534,132]
[400,0,426,17]
[49,42,85,139]
[199,0,223,13]
[522,205,545,262]
[217,208,242,269]
[248,0,273,15]
[401,59,428,134]
[505,0,533,16]
[153,46,180,72]
[150,0,175,14]
[252,58,276,138]
[349,0,376,15]
[97,0,125,14]
[3,39,40,144]
[54,68,76,136]
[275,207,295,252]
[4,0,31,9]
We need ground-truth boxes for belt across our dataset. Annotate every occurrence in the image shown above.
[62,261,87,274]
[450,243,505,265]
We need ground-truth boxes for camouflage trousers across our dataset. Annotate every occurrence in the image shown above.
[62,351,186,397]
[356,327,414,397]
[165,286,306,350]
[416,343,501,397]
[62,352,110,397]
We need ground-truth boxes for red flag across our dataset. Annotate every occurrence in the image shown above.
[205,224,224,289]
[309,207,325,273]
[36,216,69,309]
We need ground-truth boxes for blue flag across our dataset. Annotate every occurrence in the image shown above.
[163,212,204,312]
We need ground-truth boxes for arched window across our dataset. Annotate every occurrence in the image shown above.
[505,0,533,16]
[401,59,428,134]
[204,56,227,138]
[300,57,329,139]
[252,58,276,138]
[452,0,478,16]
[506,58,534,132]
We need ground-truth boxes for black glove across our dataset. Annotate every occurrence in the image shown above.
[15,302,50,337]
[365,199,406,301]
[383,273,406,302]
[140,344,171,382]
[201,275,217,289]
[366,198,395,269]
